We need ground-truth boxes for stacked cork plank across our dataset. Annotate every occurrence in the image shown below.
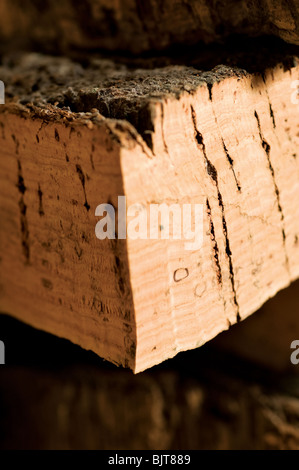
[1,1,299,372]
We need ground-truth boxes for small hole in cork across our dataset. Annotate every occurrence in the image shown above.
[174,268,189,282]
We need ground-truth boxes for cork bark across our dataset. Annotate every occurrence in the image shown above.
[1,0,299,55]
[1,311,299,450]
[1,52,299,371]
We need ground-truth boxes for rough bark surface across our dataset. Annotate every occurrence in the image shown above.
[1,0,299,55]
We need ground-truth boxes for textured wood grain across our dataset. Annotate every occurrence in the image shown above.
[1,54,299,372]
[0,108,136,370]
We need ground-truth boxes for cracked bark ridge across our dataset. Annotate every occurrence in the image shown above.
[1,52,299,372]
[1,0,299,54]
